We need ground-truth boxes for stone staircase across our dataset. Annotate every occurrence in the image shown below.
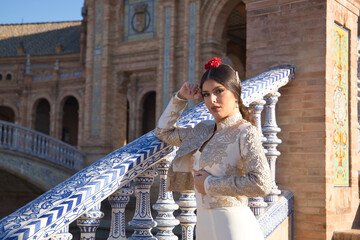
[0,65,296,240]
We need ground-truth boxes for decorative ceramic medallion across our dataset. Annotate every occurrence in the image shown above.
[131,4,150,33]
[334,87,347,125]
[124,0,157,42]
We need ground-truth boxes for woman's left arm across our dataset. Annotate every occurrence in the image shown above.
[204,125,273,198]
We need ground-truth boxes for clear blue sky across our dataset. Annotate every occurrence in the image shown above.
[0,0,84,24]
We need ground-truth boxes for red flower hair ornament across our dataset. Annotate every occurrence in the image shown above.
[204,57,221,70]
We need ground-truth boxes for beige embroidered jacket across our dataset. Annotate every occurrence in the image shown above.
[154,94,273,208]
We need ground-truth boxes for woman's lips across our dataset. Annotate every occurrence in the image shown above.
[211,106,221,112]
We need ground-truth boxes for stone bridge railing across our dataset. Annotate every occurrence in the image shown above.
[0,120,84,171]
[0,65,295,240]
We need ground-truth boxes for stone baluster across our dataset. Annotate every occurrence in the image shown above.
[3,124,8,145]
[55,142,59,161]
[263,92,282,202]
[248,100,268,216]
[45,139,49,159]
[76,203,104,240]
[60,146,64,164]
[64,148,68,166]
[128,167,158,240]
[20,129,25,150]
[69,150,74,168]
[38,136,42,156]
[75,152,82,170]
[153,153,179,240]
[33,135,38,153]
[25,131,29,152]
[47,226,72,240]
[176,191,196,240]
[107,183,134,240]
[42,136,46,156]
[0,123,3,146]
[54,141,58,161]
[7,125,11,145]
[12,127,19,150]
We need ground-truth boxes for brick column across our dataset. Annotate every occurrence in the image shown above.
[243,0,360,239]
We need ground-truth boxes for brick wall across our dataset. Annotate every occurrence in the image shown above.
[325,0,359,238]
[244,0,359,239]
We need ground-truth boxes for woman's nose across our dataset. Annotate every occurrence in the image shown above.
[210,94,217,103]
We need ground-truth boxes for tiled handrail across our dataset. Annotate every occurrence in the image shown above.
[0,65,295,240]
[0,120,84,171]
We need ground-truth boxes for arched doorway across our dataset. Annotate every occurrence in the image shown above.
[0,106,15,123]
[141,91,156,135]
[61,97,79,146]
[225,2,247,80]
[0,169,44,219]
[34,99,50,135]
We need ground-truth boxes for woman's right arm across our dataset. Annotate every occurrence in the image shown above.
[154,82,201,147]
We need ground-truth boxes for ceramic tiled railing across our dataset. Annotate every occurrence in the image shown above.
[0,120,84,171]
[0,65,295,240]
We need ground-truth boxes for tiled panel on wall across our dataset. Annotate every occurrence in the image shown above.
[162,7,171,110]
[333,23,349,186]
[91,0,103,137]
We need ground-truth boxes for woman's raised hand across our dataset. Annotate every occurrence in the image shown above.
[178,82,201,100]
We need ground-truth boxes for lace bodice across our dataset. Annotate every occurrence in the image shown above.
[155,93,272,209]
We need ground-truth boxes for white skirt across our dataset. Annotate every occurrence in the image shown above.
[195,192,264,240]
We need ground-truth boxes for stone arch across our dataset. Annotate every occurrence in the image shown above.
[200,0,246,76]
[5,72,12,81]
[59,96,80,146]
[0,167,44,218]
[201,0,243,44]
[140,91,156,135]
[0,105,16,123]
[32,98,51,135]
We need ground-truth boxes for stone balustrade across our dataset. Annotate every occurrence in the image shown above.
[0,120,84,171]
[0,65,295,240]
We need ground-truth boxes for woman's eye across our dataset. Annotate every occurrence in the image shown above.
[215,89,224,94]
[202,93,210,97]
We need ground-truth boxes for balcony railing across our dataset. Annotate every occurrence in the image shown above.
[0,120,84,171]
[0,65,295,240]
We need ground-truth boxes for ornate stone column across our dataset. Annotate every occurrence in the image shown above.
[263,92,282,202]
[128,168,158,239]
[153,153,179,240]
[76,203,104,240]
[248,99,268,215]
[176,191,196,240]
[107,183,134,240]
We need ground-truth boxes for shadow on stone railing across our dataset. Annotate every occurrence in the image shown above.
[0,120,84,171]
[0,65,295,240]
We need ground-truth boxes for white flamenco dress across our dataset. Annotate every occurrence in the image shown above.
[193,150,265,240]
[154,94,272,240]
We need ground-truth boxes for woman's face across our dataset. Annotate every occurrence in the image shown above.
[201,79,239,123]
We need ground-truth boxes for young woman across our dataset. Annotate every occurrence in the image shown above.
[155,58,272,240]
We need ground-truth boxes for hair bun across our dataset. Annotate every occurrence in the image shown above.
[204,57,221,70]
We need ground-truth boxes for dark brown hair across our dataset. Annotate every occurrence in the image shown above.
[200,64,255,125]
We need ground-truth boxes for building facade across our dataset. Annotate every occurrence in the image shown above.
[0,0,360,239]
